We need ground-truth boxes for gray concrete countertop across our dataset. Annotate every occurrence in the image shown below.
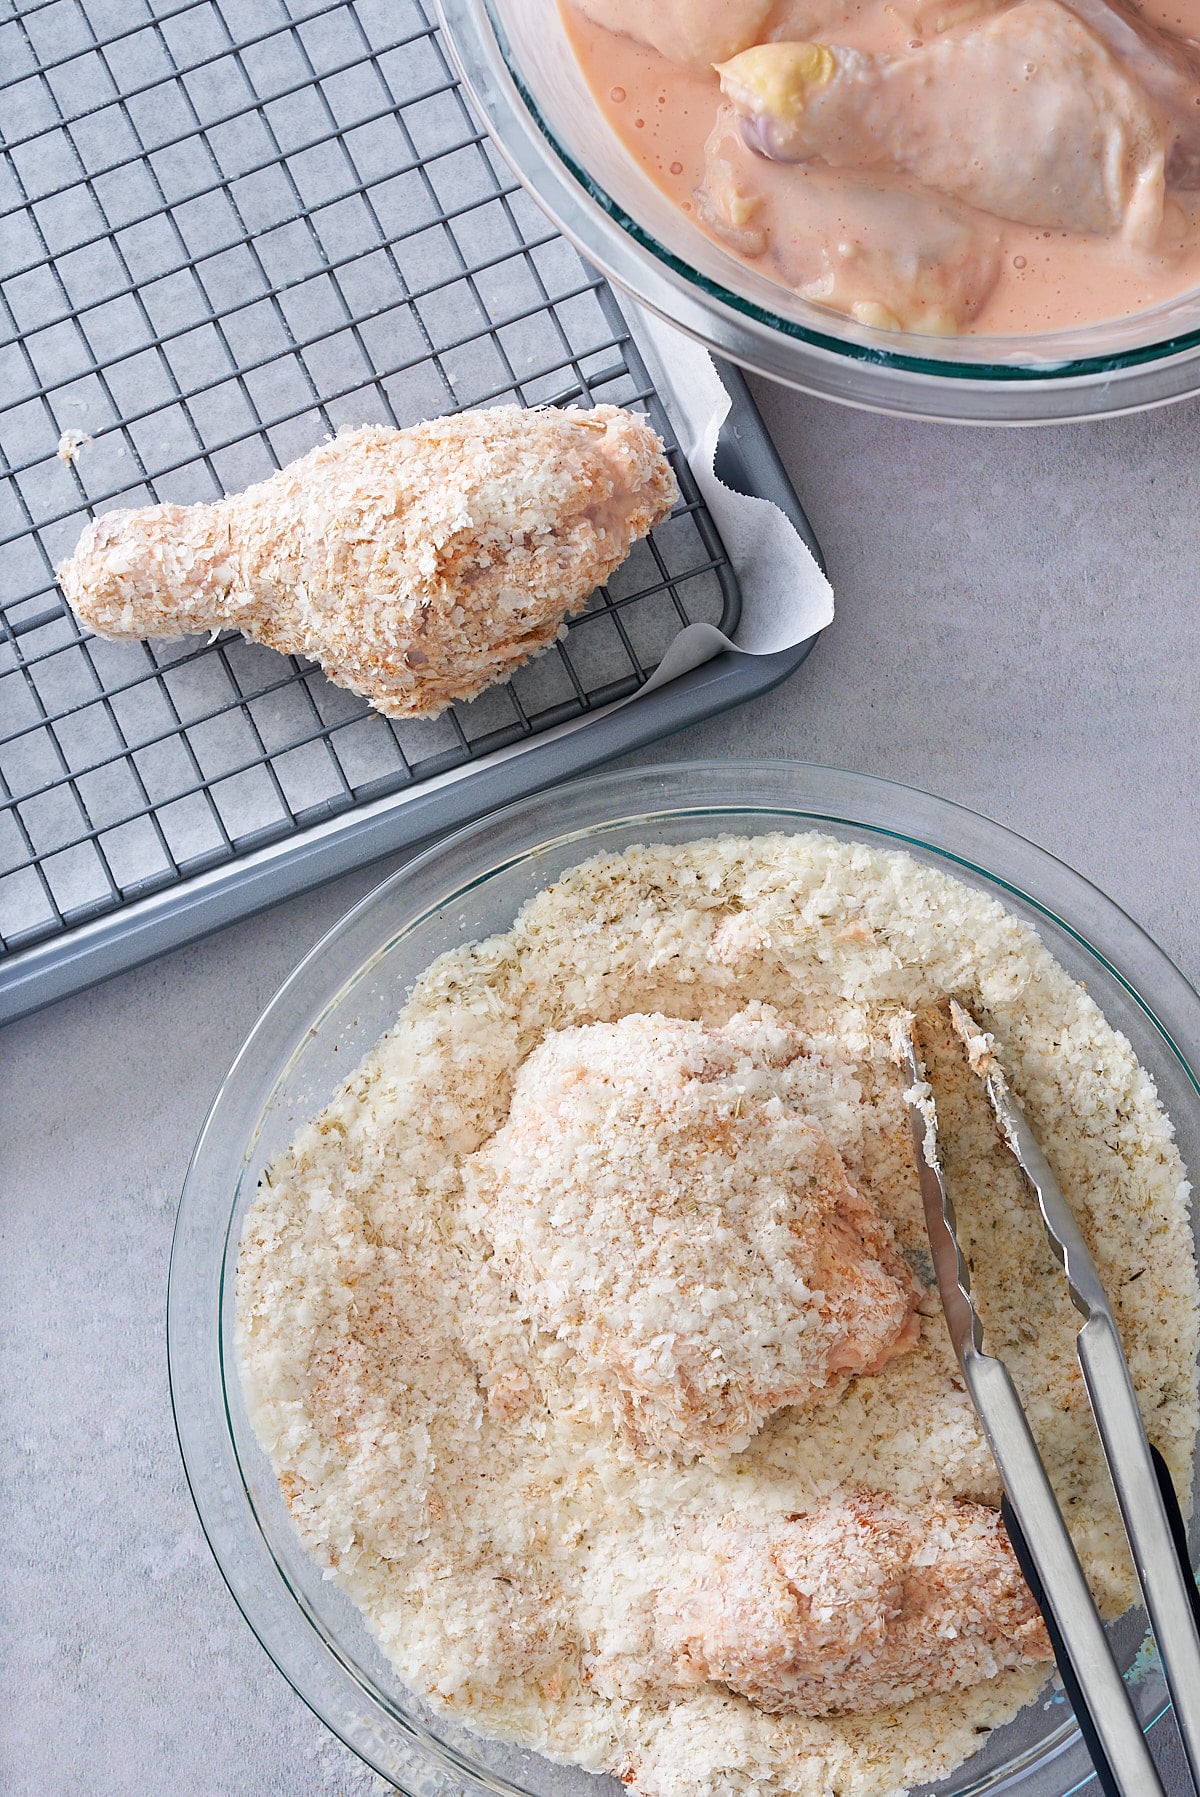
[5,387,1200,1795]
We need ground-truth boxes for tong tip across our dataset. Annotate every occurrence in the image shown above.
[948,997,997,1074]
[891,1011,941,1174]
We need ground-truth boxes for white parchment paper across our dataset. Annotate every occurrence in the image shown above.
[626,306,834,692]
[353,314,834,810]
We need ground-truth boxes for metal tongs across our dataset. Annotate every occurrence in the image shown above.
[901,1002,1200,1797]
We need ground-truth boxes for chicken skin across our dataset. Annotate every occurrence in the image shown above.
[718,1,1168,239]
[1059,0,1200,185]
[912,0,1200,186]
[700,106,1001,331]
[658,1492,1053,1715]
[464,1009,919,1463]
[571,0,877,71]
[58,405,678,720]
[574,0,777,68]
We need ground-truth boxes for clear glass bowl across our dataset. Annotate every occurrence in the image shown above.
[434,0,1200,422]
[169,760,1200,1796]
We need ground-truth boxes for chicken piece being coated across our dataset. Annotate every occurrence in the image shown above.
[699,106,1001,332]
[58,405,678,721]
[658,1492,1053,1715]
[465,1009,920,1463]
[718,1,1168,240]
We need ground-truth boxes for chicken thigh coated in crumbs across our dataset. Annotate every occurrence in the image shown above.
[464,1008,920,1461]
[58,405,678,720]
[655,1493,1052,1715]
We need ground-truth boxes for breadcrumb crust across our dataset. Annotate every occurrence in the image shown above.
[237,831,1199,1797]
[58,404,678,719]
[657,1492,1051,1715]
[466,1010,920,1462]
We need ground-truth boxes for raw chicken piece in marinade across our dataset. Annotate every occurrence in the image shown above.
[1060,0,1200,184]
[717,1,1169,239]
[908,0,1200,185]
[572,0,777,68]
[570,0,860,71]
[700,106,1002,332]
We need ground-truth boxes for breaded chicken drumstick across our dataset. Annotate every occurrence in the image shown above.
[58,405,678,719]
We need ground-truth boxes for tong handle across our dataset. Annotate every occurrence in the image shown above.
[1150,1444,1200,1638]
[1077,1315,1200,1792]
[965,1350,1165,1796]
[1001,1494,1124,1797]
[960,1016,1200,1791]
[1003,1455,1198,1797]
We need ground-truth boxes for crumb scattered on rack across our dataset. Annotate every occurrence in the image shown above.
[57,428,92,464]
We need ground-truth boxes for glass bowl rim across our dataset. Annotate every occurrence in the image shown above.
[169,758,1200,1797]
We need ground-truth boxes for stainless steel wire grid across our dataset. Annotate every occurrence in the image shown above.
[0,0,818,1020]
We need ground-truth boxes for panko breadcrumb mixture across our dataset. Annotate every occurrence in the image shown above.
[237,832,1199,1797]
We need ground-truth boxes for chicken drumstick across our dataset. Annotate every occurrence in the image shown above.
[59,405,678,720]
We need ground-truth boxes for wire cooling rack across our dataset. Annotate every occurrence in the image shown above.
[0,0,819,1022]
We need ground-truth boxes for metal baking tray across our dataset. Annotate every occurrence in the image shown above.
[0,0,822,1027]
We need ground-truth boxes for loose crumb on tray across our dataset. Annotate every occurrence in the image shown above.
[57,427,92,463]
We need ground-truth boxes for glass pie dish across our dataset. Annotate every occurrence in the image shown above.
[433,0,1200,423]
[169,759,1200,1796]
